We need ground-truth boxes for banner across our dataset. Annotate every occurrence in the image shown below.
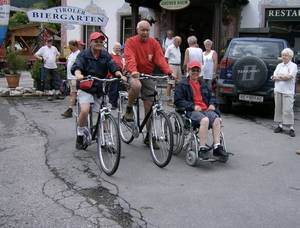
[0,0,10,46]
[27,6,109,26]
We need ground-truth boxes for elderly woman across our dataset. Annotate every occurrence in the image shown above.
[201,39,218,88]
[272,48,298,137]
[183,36,203,76]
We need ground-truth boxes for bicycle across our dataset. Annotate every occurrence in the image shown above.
[117,73,173,168]
[74,76,121,176]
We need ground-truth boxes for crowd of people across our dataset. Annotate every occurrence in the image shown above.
[35,20,299,155]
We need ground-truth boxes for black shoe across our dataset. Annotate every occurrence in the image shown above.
[76,136,84,150]
[289,129,295,137]
[123,110,134,122]
[61,108,72,117]
[144,134,160,150]
[213,145,229,158]
[48,96,53,101]
[274,126,283,133]
[198,147,209,160]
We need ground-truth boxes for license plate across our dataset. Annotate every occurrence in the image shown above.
[239,94,264,102]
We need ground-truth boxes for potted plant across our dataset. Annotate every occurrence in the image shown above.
[4,51,27,88]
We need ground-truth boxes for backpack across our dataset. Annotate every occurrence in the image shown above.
[60,80,70,96]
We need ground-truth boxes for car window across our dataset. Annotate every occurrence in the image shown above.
[228,40,284,59]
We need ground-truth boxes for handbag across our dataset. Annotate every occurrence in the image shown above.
[79,79,94,90]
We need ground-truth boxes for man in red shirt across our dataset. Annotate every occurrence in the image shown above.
[124,20,175,147]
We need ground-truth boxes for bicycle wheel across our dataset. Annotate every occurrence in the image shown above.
[118,93,136,143]
[149,110,173,167]
[97,114,121,176]
[168,112,184,155]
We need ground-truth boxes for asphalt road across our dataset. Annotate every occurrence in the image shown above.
[0,95,300,228]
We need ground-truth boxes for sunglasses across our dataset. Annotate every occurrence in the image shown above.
[189,69,200,73]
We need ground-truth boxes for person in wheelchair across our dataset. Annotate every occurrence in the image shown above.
[174,60,229,160]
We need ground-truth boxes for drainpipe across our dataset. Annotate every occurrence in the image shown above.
[130,3,139,37]
[213,0,223,62]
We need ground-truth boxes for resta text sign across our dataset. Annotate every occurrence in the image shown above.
[27,6,109,26]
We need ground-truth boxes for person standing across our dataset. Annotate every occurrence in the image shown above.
[34,37,62,101]
[183,36,203,76]
[123,20,175,148]
[272,48,298,137]
[165,36,182,106]
[71,32,122,149]
[202,39,218,88]
[77,40,86,51]
[107,42,125,110]
[61,40,80,118]
[162,30,174,53]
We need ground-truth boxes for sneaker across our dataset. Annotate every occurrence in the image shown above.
[167,100,174,106]
[76,135,84,150]
[213,145,229,158]
[48,96,53,101]
[61,108,72,118]
[274,126,283,133]
[144,135,160,150]
[123,110,134,122]
[289,129,295,137]
[296,150,300,155]
[198,147,209,160]
[55,94,65,100]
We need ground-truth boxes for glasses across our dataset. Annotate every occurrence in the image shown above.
[189,69,200,73]
[139,29,150,32]
[93,40,104,44]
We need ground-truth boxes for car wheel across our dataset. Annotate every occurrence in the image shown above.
[232,56,268,91]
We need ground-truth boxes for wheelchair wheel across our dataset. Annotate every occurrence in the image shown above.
[168,112,185,155]
[186,151,197,166]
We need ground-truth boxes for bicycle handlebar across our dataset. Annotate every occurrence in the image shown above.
[82,75,121,83]
[139,72,175,80]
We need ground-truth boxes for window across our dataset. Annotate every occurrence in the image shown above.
[121,16,132,45]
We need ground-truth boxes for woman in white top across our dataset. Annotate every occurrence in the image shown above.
[202,39,218,87]
[183,36,203,76]
[272,48,298,137]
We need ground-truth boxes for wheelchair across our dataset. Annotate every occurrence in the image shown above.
[168,108,232,166]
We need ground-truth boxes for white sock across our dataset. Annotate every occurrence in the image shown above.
[214,143,220,149]
[279,124,283,128]
[77,126,85,136]
[290,127,294,130]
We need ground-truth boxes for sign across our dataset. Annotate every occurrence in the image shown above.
[0,0,10,46]
[64,24,75,30]
[27,6,109,26]
[265,8,300,21]
[159,0,190,10]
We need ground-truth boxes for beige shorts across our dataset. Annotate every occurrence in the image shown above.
[168,64,182,86]
[67,79,77,93]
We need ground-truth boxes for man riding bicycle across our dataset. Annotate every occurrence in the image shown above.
[71,32,123,150]
[123,20,176,147]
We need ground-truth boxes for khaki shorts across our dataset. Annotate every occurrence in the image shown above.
[67,79,77,93]
[128,77,155,101]
[77,89,102,112]
[168,64,182,86]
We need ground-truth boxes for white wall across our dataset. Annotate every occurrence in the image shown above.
[240,0,260,28]
[65,0,154,52]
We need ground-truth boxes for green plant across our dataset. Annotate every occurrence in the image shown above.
[30,59,43,81]
[30,60,66,81]
[5,51,27,74]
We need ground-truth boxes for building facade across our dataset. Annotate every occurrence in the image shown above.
[62,0,300,59]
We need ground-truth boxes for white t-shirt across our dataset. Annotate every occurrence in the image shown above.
[163,37,175,50]
[35,45,60,69]
[67,50,80,79]
[274,60,298,94]
[165,44,181,64]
